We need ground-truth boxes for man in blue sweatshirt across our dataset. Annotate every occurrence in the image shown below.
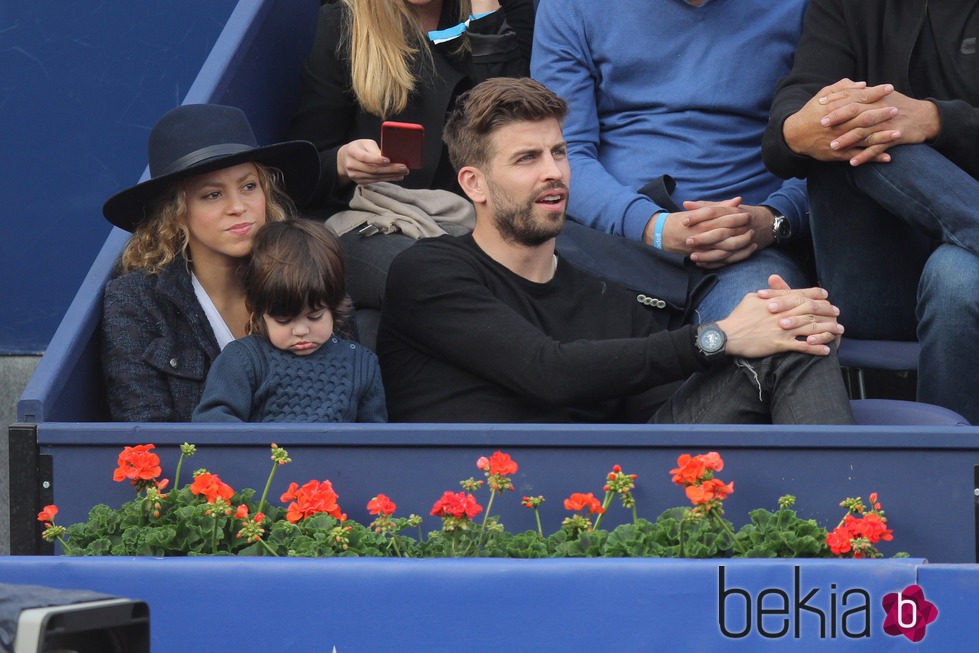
[532,0,810,322]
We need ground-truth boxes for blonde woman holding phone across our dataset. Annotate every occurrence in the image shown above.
[289,0,534,311]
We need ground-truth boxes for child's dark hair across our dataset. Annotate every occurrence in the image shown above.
[245,219,350,336]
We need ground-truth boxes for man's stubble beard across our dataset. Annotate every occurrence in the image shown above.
[490,181,567,247]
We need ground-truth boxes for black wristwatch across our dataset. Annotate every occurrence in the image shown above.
[694,322,727,360]
[764,205,791,244]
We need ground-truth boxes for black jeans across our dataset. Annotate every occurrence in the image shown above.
[651,350,854,425]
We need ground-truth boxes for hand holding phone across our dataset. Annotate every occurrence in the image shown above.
[381,121,424,169]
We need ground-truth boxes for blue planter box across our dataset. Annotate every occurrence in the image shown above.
[12,425,979,563]
[0,556,972,651]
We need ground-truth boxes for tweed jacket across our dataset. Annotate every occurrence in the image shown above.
[287,0,535,216]
[101,259,221,421]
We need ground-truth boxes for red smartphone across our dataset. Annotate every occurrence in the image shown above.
[381,121,424,169]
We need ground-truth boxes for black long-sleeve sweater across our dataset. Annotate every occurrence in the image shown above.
[377,235,707,423]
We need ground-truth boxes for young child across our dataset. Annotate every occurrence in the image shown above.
[192,220,387,422]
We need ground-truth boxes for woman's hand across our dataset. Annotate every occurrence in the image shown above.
[337,139,409,187]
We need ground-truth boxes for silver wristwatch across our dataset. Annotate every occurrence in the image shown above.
[765,206,791,244]
[694,322,727,360]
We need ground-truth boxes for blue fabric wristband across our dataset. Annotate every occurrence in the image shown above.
[652,211,669,250]
[428,10,498,43]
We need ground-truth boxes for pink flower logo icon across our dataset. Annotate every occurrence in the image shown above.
[881,584,938,642]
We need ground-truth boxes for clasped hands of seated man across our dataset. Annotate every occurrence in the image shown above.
[643,197,780,270]
[718,274,844,359]
[782,77,941,167]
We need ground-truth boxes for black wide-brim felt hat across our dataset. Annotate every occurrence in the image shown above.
[102,103,320,232]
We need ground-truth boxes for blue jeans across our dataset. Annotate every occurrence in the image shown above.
[693,246,809,323]
[808,144,979,423]
[558,220,809,326]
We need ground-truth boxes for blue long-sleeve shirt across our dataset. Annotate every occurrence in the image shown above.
[531,0,809,243]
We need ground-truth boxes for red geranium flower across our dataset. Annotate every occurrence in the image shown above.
[36,504,58,524]
[280,479,344,523]
[189,472,234,504]
[563,492,605,515]
[699,451,724,472]
[826,493,894,558]
[669,454,706,486]
[858,512,894,543]
[826,525,853,555]
[367,493,397,516]
[484,451,518,476]
[430,491,483,520]
[112,444,162,484]
[842,512,893,545]
[685,478,734,506]
[670,451,723,486]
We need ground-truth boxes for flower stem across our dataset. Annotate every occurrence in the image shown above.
[593,490,613,530]
[257,461,279,515]
[534,508,543,538]
[712,511,745,556]
[678,516,686,558]
[476,488,497,550]
[57,535,73,555]
[173,453,186,491]
[257,538,279,557]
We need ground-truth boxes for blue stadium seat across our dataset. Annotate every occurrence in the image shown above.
[850,398,969,426]
[838,337,919,399]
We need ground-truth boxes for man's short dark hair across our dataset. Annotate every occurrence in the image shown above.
[443,77,568,171]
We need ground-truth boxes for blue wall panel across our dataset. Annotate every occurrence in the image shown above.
[0,0,237,353]
[0,557,958,652]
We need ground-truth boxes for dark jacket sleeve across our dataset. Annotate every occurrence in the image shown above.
[764,0,979,179]
[288,2,354,210]
[762,0,852,179]
[464,0,535,78]
[192,339,263,422]
[101,270,213,422]
[930,98,979,179]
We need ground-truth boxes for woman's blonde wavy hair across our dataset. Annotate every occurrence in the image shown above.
[117,163,295,275]
[342,0,471,118]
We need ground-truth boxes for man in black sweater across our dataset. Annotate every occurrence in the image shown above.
[378,77,853,424]
[761,0,979,423]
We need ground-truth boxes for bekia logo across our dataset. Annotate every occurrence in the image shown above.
[718,566,871,639]
[881,584,938,642]
[718,567,939,642]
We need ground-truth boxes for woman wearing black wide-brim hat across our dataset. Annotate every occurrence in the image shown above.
[101,103,320,421]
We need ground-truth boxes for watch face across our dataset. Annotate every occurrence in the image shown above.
[774,216,791,241]
[696,322,727,356]
[698,325,726,354]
